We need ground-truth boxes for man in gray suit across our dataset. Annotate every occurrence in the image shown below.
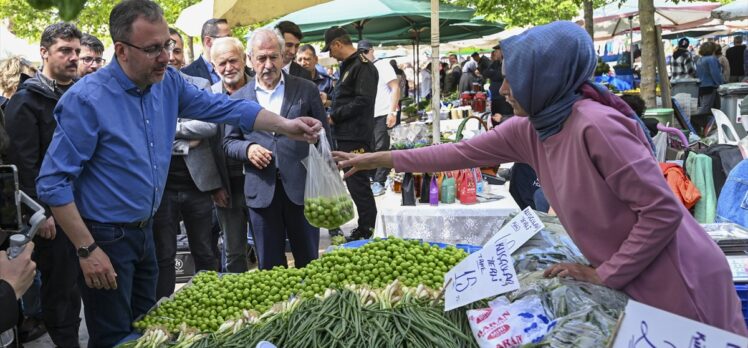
[224,28,329,269]
[152,28,223,299]
[210,37,253,273]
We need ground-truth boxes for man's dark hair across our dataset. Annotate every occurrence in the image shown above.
[275,21,303,41]
[80,33,104,54]
[471,52,479,58]
[298,44,316,56]
[200,18,228,40]
[109,0,164,43]
[40,22,82,49]
[169,27,182,44]
[620,94,646,117]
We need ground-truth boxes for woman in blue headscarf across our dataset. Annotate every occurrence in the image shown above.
[334,21,747,335]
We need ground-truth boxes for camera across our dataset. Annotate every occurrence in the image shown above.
[0,165,46,250]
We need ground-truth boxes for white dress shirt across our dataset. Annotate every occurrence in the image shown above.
[255,74,286,115]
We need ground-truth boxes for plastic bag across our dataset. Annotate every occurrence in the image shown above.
[467,295,556,348]
[653,132,668,162]
[303,129,355,229]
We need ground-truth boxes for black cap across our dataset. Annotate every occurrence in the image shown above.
[358,39,373,51]
[322,26,348,52]
[492,41,501,50]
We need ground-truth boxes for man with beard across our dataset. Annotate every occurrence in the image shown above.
[35,1,321,345]
[77,33,105,77]
[210,37,254,273]
[5,22,83,348]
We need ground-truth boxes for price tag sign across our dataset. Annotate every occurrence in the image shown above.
[611,300,748,348]
[484,207,544,255]
[443,208,544,311]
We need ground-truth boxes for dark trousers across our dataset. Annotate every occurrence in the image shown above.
[33,229,81,348]
[153,188,216,299]
[217,176,250,273]
[336,140,377,230]
[80,221,157,348]
[249,179,319,270]
[372,116,390,184]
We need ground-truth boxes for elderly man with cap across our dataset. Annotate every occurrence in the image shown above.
[322,27,378,241]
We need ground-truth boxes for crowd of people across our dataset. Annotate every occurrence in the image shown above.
[670,35,747,112]
[0,1,747,347]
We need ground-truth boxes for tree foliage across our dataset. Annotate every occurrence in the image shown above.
[1,0,199,44]
[449,0,610,27]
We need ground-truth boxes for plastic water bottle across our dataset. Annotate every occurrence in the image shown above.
[0,234,28,347]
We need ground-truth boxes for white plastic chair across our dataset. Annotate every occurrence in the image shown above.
[711,108,740,145]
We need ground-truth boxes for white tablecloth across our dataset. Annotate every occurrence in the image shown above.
[374,184,519,246]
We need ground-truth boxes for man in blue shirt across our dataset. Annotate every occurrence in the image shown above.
[35,1,320,346]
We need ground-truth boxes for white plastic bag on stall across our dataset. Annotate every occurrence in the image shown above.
[467,295,556,348]
[652,132,668,163]
[303,129,355,229]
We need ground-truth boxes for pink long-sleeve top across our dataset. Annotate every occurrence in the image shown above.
[393,98,747,335]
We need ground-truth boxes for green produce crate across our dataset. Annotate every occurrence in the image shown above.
[643,108,674,125]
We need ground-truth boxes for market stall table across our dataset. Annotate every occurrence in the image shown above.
[374,184,519,245]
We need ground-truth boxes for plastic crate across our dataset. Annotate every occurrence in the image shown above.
[456,244,482,254]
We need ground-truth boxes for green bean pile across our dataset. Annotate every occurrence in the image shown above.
[134,238,468,334]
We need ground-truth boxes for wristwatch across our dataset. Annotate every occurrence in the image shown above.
[77,242,98,258]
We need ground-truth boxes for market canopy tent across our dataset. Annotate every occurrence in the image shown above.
[587,0,722,40]
[176,0,332,36]
[712,1,748,21]
[0,25,39,61]
[268,0,503,44]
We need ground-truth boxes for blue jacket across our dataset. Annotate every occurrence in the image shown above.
[696,55,725,88]
[717,159,748,228]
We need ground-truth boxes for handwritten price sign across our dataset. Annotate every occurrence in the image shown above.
[443,208,544,311]
[611,300,748,348]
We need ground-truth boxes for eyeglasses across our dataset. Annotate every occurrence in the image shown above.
[119,39,176,58]
[81,56,106,65]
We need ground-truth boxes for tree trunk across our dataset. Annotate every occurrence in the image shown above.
[639,0,657,108]
[583,0,594,38]
[187,36,195,64]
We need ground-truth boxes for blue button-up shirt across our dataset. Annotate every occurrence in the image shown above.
[36,58,261,223]
[202,55,221,84]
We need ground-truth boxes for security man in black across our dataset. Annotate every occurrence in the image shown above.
[322,26,378,241]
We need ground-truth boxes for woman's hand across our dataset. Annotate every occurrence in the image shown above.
[332,151,394,178]
[543,263,602,285]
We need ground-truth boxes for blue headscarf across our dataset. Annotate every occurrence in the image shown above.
[502,21,597,140]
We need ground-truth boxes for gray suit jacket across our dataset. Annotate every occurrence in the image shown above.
[175,72,222,192]
[223,72,330,208]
